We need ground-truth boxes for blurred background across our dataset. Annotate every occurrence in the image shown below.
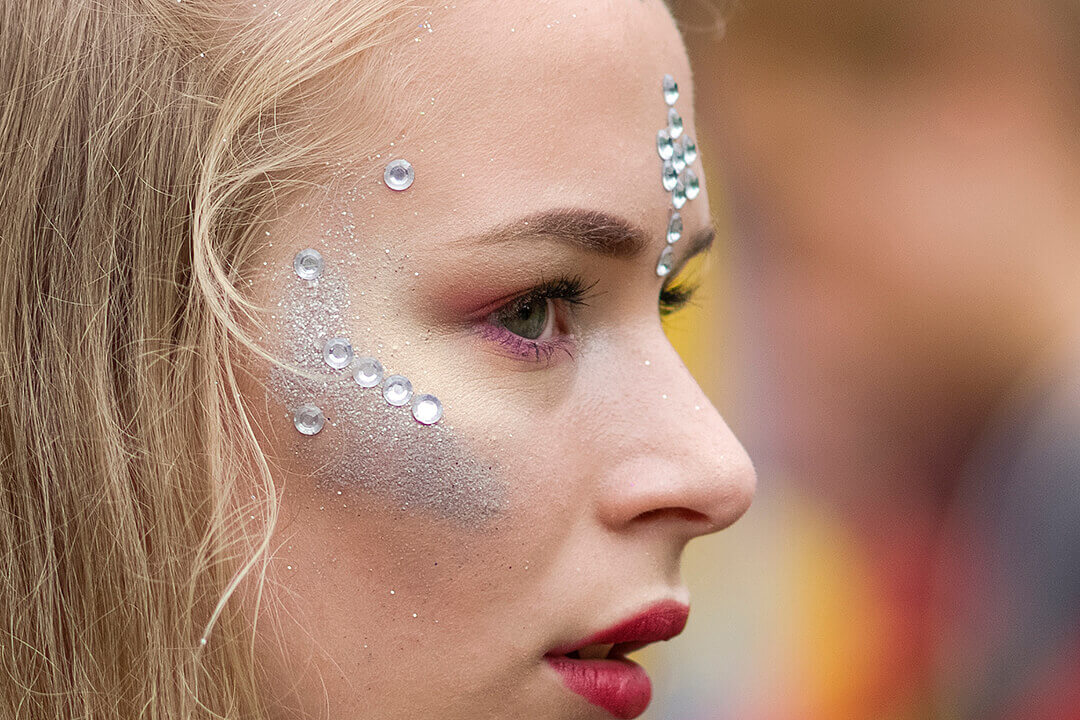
[648,1,1080,718]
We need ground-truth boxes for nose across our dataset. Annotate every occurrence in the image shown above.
[592,344,757,541]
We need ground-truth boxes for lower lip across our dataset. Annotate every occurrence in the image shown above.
[544,655,651,719]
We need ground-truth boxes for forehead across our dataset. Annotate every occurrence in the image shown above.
[349,0,696,239]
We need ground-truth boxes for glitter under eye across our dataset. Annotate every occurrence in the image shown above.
[656,246,675,278]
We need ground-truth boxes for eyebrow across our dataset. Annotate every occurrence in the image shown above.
[462,207,716,265]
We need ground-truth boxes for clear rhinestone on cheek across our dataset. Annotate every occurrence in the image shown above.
[293,404,326,436]
[656,246,675,277]
[322,337,354,370]
[352,356,385,388]
[666,212,683,244]
[667,107,684,139]
[681,135,698,165]
[661,160,678,192]
[671,143,687,173]
[683,168,701,200]
[411,394,443,425]
[293,248,324,281]
[672,180,688,210]
[662,74,679,105]
[383,159,415,191]
[382,375,414,407]
[656,129,674,160]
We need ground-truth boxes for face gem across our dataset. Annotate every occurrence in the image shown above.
[293,248,324,281]
[661,160,678,192]
[682,168,700,200]
[666,212,683,244]
[680,135,698,165]
[382,374,414,407]
[656,129,674,160]
[322,337,354,370]
[383,159,415,191]
[666,107,683,139]
[411,394,444,425]
[672,180,687,210]
[656,246,675,278]
[293,404,326,436]
[353,356,385,388]
[671,143,687,173]
[662,74,679,105]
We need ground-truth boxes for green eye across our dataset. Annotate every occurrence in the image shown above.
[495,296,550,339]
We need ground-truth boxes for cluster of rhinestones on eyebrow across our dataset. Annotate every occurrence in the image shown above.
[654,74,700,277]
[290,244,443,437]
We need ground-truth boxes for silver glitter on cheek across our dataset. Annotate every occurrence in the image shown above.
[322,337,354,369]
[667,107,684,139]
[411,394,443,425]
[666,212,683,244]
[382,374,414,407]
[662,73,679,105]
[656,129,674,160]
[293,248,324,280]
[353,356,385,388]
[383,159,415,191]
[656,246,675,277]
[294,404,326,435]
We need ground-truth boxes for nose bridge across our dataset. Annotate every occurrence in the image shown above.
[593,338,757,536]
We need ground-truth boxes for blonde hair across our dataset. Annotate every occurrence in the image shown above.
[0,1,407,717]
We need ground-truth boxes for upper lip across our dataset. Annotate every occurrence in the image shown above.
[545,600,691,658]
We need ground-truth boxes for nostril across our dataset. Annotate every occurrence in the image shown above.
[633,507,711,524]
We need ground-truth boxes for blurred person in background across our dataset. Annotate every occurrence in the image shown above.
[668,0,1080,718]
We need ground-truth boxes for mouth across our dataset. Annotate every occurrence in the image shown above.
[543,600,690,719]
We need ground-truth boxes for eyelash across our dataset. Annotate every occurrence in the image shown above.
[480,273,699,363]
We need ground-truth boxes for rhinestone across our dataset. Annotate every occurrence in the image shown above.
[293,248,324,281]
[661,160,678,192]
[671,143,687,173]
[352,356,384,388]
[382,375,413,407]
[666,212,683,244]
[681,135,698,165]
[667,107,683,139]
[411,394,443,425]
[656,129,674,160]
[656,247,675,277]
[662,74,679,105]
[383,159,415,191]
[672,180,688,209]
[322,337,353,369]
[293,404,325,436]
[683,168,701,200]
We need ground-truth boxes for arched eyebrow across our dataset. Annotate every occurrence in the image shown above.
[460,207,715,263]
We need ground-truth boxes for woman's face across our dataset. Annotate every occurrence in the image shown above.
[243,2,754,718]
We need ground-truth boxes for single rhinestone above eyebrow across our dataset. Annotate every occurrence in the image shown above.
[411,394,443,425]
[662,160,678,192]
[322,337,354,370]
[353,356,385,388]
[667,107,684,139]
[656,129,674,160]
[656,246,675,277]
[682,168,701,200]
[672,179,688,210]
[666,212,683,244]
[293,404,326,436]
[681,135,698,165]
[383,159,415,191]
[293,248,324,280]
[382,374,414,407]
[662,74,679,105]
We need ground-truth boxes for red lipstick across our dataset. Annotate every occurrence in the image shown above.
[544,600,690,719]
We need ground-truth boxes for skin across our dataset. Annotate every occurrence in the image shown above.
[240,2,755,719]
